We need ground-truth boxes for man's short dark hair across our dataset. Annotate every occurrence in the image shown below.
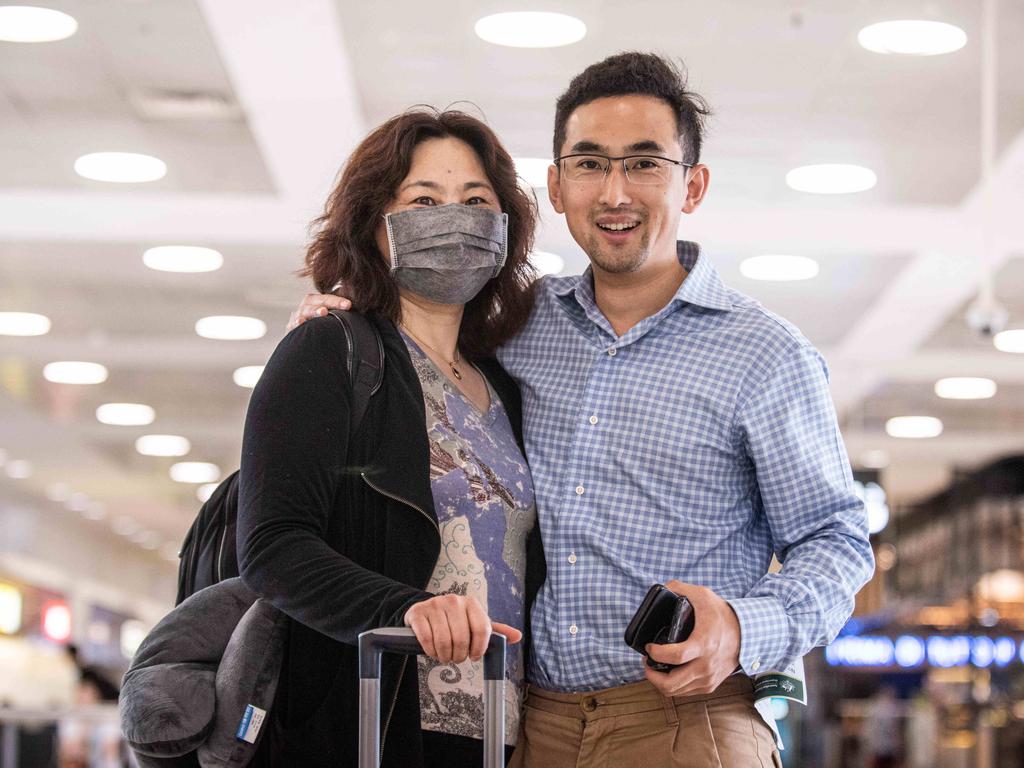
[553,52,711,165]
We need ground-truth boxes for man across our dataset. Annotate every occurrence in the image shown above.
[293,52,874,767]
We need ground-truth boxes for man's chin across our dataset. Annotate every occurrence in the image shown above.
[586,238,648,275]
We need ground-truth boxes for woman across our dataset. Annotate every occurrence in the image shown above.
[238,108,544,767]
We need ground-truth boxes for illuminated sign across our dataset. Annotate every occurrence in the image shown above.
[41,600,71,643]
[826,635,1020,668]
[0,583,22,634]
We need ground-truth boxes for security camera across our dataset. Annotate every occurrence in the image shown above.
[965,298,1009,338]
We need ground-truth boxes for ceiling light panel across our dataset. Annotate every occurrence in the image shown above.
[135,435,191,457]
[74,152,167,183]
[474,12,586,48]
[514,157,552,188]
[195,316,267,341]
[529,251,566,277]
[96,403,155,426]
[994,329,1024,353]
[886,416,943,439]
[740,254,819,282]
[0,6,77,42]
[144,246,223,273]
[934,377,997,400]
[170,462,221,484]
[858,20,967,56]
[0,312,51,336]
[786,164,877,194]
[43,361,108,385]
[232,365,265,389]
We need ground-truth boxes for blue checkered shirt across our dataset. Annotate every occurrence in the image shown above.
[497,241,874,692]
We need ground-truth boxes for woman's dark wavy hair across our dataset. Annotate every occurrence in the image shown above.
[302,108,537,359]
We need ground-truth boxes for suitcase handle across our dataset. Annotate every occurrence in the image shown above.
[358,626,507,768]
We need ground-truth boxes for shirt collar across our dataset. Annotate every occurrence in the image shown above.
[554,240,734,313]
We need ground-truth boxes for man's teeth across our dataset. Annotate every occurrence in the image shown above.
[598,222,639,231]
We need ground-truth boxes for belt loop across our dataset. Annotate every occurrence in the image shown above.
[661,692,679,725]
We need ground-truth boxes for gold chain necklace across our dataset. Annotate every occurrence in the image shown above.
[400,323,463,381]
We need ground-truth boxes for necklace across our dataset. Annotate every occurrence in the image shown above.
[400,323,463,381]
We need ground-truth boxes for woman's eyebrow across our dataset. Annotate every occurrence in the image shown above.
[398,180,493,193]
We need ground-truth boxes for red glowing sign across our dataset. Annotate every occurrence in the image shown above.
[41,601,71,642]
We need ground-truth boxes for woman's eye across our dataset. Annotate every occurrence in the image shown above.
[412,196,436,206]
[466,196,488,206]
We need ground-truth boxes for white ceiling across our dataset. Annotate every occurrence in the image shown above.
[1,0,1023,582]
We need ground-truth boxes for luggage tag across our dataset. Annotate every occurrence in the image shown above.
[751,657,807,750]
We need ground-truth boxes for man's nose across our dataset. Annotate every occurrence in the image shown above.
[598,161,633,208]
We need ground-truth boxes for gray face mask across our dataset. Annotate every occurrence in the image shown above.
[385,204,508,305]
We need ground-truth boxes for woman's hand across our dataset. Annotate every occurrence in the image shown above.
[404,594,522,664]
[287,292,352,331]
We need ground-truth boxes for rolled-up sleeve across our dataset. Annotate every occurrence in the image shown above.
[726,344,874,674]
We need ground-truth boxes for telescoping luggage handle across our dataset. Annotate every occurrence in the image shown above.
[358,626,507,768]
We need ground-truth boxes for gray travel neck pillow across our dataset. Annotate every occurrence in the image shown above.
[119,578,287,767]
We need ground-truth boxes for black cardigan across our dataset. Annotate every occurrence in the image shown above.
[238,313,545,767]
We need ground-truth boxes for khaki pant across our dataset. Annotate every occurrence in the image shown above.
[508,675,782,768]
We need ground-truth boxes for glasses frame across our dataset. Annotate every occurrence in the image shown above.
[554,153,693,185]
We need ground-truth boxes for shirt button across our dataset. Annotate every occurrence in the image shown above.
[575,485,585,495]
[588,415,599,425]
[752,660,761,672]
[568,553,577,564]
[569,624,578,636]
[607,348,617,356]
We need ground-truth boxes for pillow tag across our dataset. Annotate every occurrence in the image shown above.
[236,704,267,744]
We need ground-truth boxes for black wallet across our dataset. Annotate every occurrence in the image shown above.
[623,584,695,672]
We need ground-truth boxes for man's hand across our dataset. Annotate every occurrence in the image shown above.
[643,581,742,697]
[287,292,352,332]
[404,593,522,664]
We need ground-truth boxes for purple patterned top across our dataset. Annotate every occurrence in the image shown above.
[400,332,536,745]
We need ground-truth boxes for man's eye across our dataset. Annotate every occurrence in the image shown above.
[577,159,601,170]
[632,158,659,170]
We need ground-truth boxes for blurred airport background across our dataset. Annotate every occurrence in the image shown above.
[1,1,1023,765]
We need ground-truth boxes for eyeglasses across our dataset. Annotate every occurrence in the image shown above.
[555,153,692,185]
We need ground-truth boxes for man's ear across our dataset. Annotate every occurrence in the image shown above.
[682,164,710,214]
[548,163,565,214]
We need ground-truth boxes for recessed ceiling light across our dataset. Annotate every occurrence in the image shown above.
[170,461,221,484]
[859,449,890,469]
[96,403,155,426]
[197,482,219,503]
[43,361,108,385]
[66,493,90,512]
[232,365,265,389]
[529,251,565,277]
[195,315,267,341]
[0,6,78,42]
[474,12,586,48]
[82,502,106,521]
[994,329,1024,354]
[135,531,162,550]
[514,157,552,188]
[111,516,140,538]
[4,460,33,479]
[740,254,819,282]
[143,246,223,273]
[135,434,191,457]
[74,152,167,183]
[786,164,877,194]
[886,416,943,439]
[858,20,967,56]
[0,311,51,336]
[934,377,997,400]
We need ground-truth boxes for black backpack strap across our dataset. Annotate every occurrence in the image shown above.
[327,310,384,435]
